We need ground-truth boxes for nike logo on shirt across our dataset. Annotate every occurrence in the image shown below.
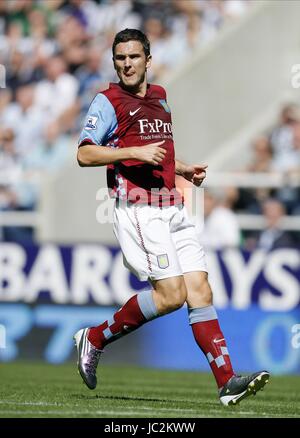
[129,107,141,116]
[213,338,225,343]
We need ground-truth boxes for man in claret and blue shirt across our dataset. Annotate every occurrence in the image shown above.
[74,28,269,405]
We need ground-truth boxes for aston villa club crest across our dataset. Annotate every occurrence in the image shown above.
[159,99,171,113]
[157,254,169,269]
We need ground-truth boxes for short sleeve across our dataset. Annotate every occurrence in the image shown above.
[78,93,118,147]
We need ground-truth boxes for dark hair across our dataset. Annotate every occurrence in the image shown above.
[112,28,151,58]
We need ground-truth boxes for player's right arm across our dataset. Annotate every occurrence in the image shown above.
[77,141,166,167]
[77,93,166,167]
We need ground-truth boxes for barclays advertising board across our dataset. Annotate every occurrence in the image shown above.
[0,243,299,374]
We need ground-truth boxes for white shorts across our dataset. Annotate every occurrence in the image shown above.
[113,202,207,282]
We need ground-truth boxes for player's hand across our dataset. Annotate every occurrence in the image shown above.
[131,141,166,165]
[182,164,207,187]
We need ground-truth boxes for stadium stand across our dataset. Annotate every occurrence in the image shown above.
[0,0,251,243]
[3,1,300,247]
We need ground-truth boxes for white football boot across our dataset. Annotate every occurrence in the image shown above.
[73,328,102,390]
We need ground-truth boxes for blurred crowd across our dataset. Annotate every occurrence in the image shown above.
[6,1,298,251]
[199,103,300,250]
[1,0,299,250]
[0,0,250,242]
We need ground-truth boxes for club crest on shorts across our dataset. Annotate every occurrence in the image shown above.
[157,254,169,269]
[85,116,98,130]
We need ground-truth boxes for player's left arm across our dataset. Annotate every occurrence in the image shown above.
[175,159,207,187]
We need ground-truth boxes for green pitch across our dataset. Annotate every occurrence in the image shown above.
[0,362,299,418]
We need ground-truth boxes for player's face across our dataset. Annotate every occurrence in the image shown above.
[113,40,151,91]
